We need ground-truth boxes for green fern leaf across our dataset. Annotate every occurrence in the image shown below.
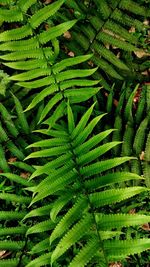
[26,219,55,235]
[50,197,88,244]
[19,0,37,12]
[0,193,31,204]
[0,258,19,267]
[11,68,51,81]
[69,237,100,267]
[96,213,150,230]
[51,214,93,264]
[26,252,52,267]
[53,54,93,73]
[90,187,147,208]
[74,129,115,155]
[39,20,77,44]
[60,79,99,90]
[25,144,70,159]
[56,68,97,82]
[4,59,46,70]
[27,137,69,148]
[30,238,50,254]
[29,0,65,29]
[0,173,33,186]
[85,172,142,191]
[119,0,150,16]
[0,7,23,22]
[0,226,27,236]
[23,204,52,220]
[39,93,63,123]
[24,84,59,112]
[30,170,76,204]
[0,211,27,221]
[78,141,121,166]
[0,37,39,51]
[104,238,150,260]
[50,192,73,222]
[43,101,67,127]
[0,241,24,251]
[81,157,134,177]
[0,25,32,42]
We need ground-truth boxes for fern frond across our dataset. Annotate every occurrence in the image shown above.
[96,213,150,230]
[0,7,23,22]
[30,238,50,254]
[0,258,19,267]
[0,25,32,42]
[50,197,87,244]
[51,214,93,264]
[18,0,37,12]
[119,0,150,17]
[24,103,150,265]
[26,252,52,267]
[0,241,24,251]
[29,0,64,29]
[0,173,33,186]
[0,193,31,204]
[23,204,52,220]
[104,238,150,260]
[81,157,134,177]
[90,187,147,208]
[50,192,73,222]
[85,172,142,191]
[143,131,150,187]
[0,211,27,221]
[26,219,55,235]
[0,226,27,236]
[68,237,100,267]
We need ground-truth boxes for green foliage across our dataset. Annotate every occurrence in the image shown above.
[0,1,149,266]
[59,0,149,88]
[23,104,149,266]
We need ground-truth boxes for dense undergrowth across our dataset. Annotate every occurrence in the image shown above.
[0,0,150,266]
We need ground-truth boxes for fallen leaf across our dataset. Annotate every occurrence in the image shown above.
[68,51,75,57]
[63,31,71,39]
[142,223,150,231]
[140,151,145,161]
[109,263,122,267]
[8,157,17,163]
[20,172,30,179]
[129,208,136,214]
[134,50,150,59]
[0,251,6,258]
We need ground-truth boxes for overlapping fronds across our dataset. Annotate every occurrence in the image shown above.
[57,0,150,89]
[0,0,101,126]
[24,104,150,266]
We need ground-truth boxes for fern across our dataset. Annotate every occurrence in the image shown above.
[58,0,150,88]
[25,104,150,266]
[0,0,101,126]
[0,1,149,266]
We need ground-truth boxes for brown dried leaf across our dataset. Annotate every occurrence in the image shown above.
[20,172,30,179]
[129,26,135,33]
[63,31,71,39]
[134,50,150,59]
[142,223,150,231]
[88,60,94,67]
[68,51,75,57]
[44,0,53,4]
[129,208,136,214]
[8,157,17,163]
[140,151,145,161]
[109,263,123,267]
[0,251,6,258]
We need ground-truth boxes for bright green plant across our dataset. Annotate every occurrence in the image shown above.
[0,0,150,266]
